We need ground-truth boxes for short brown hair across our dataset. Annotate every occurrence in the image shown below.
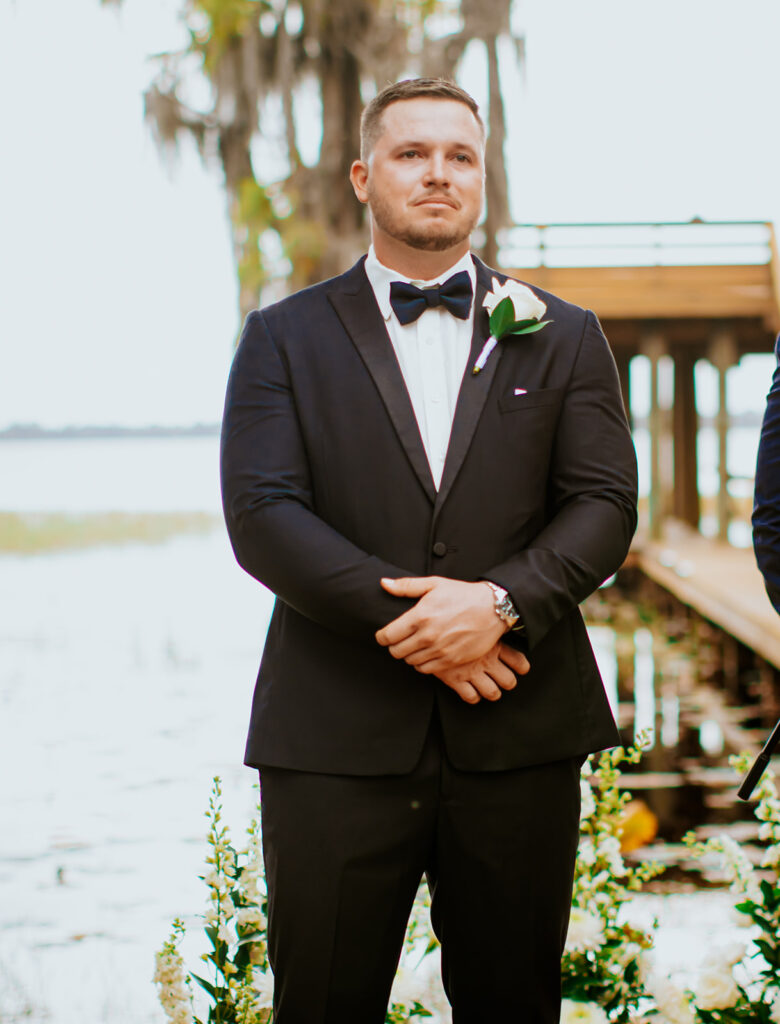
[360,78,485,160]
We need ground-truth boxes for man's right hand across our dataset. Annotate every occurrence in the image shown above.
[432,642,530,705]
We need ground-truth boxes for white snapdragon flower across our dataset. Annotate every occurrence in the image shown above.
[599,835,627,877]
[237,906,265,929]
[565,908,606,953]
[153,947,192,1024]
[695,969,740,1010]
[580,779,596,821]
[560,999,609,1024]
[763,844,780,869]
[482,277,547,322]
[718,835,759,896]
[770,992,780,1024]
[756,796,780,821]
[252,968,275,1009]
[578,838,597,867]
[646,974,696,1024]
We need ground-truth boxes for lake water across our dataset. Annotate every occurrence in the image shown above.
[0,426,762,515]
[0,528,276,1022]
[0,434,762,1021]
[0,437,223,514]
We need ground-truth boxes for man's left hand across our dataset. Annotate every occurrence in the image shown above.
[375,576,506,672]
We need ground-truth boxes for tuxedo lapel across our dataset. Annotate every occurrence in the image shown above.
[328,259,437,503]
[435,257,506,511]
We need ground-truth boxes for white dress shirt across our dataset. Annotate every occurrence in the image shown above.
[364,245,476,490]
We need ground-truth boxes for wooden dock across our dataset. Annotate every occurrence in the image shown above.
[506,220,780,541]
[631,519,780,669]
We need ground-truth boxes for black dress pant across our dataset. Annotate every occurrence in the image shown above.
[259,712,581,1023]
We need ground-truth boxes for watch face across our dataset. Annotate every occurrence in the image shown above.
[497,595,518,625]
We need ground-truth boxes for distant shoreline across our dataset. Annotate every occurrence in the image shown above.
[0,423,221,441]
[0,415,764,440]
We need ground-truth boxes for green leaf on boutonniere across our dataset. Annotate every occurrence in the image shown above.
[488,295,517,339]
[511,319,552,335]
[488,297,552,341]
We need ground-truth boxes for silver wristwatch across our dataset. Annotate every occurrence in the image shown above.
[483,581,522,631]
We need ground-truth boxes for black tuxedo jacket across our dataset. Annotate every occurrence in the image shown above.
[220,255,637,775]
[754,334,780,614]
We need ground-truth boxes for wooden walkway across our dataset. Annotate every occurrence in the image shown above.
[631,519,780,669]
[514,263,780,333]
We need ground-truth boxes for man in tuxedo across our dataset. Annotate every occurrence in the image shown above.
[221,77,637,1022]
[753,333,780,613]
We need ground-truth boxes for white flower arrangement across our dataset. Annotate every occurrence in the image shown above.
[679,753,780,1023]
[562,745,663,1022]
[158,751,780,1024]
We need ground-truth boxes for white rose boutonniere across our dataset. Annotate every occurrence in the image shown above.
[472,277,551,375]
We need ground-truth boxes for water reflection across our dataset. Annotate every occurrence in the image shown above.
[584,577,763,848]
[633,627,656,747]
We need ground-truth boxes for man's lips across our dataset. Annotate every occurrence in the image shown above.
[413,196,458,209]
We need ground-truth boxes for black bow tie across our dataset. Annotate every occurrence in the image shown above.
[389,271,473,326]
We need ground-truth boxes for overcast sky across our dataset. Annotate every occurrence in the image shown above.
[2,0,779,428]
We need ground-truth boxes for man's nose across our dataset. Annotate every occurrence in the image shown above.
[423,153,449,187]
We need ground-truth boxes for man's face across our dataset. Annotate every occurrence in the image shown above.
[351,98,485,255]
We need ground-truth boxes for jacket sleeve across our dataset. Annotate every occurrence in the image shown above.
[482,311,638,649]
[752,334,780,614]
[220,310,414,638]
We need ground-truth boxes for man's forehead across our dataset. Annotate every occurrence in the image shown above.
[378,98,483,144]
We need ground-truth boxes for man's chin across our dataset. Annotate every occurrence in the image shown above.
[401,228,471,253]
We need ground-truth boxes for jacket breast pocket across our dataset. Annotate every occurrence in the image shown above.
[498,386,563,414]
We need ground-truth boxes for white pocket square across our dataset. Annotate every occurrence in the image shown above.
[513,388,528,396]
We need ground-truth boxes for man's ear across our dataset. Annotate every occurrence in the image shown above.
[349,160,369,204]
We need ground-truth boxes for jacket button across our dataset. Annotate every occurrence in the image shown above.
[432,541,447,557]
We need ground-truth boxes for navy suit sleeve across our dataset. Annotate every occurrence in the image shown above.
[482,311,638,649]
[752,334,780,614]
[220,310,414,638]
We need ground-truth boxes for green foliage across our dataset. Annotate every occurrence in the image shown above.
[188,0,268,72]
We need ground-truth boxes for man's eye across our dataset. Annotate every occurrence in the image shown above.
[453,153,471,163]
[400,150,419,158]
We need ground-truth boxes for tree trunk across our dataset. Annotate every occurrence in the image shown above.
[482,34,510,268]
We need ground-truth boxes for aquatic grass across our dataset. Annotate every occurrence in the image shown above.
[0,511,218,554]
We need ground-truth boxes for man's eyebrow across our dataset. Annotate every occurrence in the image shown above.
[391,139,479,152]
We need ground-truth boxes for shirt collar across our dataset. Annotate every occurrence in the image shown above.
[364,245,477,323]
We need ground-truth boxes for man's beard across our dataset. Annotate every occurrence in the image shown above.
[367,186,478,253]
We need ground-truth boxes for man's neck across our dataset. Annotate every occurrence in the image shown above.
[371,235,471,281]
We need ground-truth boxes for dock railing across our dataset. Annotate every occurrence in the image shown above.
[499,220,775,271]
